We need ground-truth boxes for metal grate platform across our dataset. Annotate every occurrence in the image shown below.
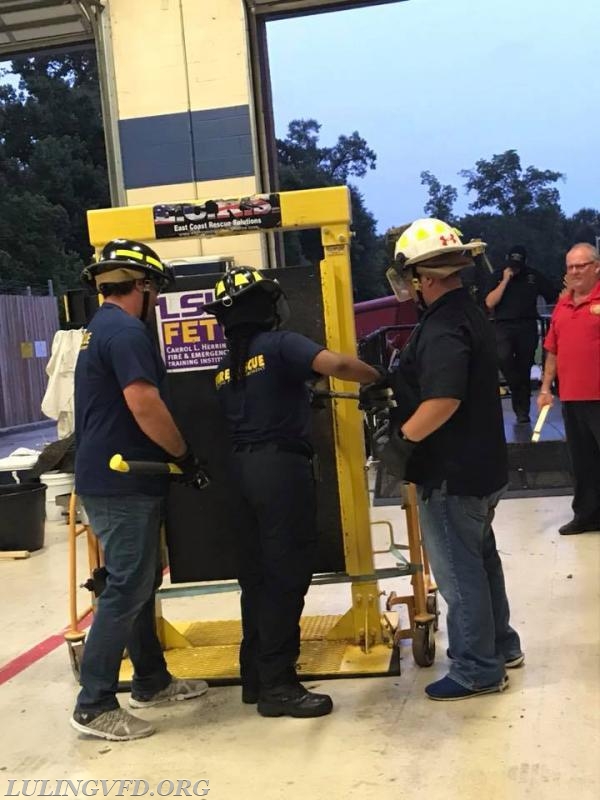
[118,615,399,685]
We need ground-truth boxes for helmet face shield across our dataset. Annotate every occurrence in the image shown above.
[385,266,415,303]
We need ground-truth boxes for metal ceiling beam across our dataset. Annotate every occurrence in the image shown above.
[0,0,103,58]
[246,0,406,20]
[0,0,67,13]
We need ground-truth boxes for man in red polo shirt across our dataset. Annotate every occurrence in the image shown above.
[538,242,600,534]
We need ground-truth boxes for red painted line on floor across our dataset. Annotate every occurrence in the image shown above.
[0,566,171,686]
[0,611,93,687]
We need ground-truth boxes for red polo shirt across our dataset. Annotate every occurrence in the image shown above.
[544,279,600,400]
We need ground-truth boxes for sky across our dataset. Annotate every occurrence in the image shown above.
[266,0,600,233]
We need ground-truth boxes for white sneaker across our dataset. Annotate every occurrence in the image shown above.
[129,678,209,708]
[70,708,155,741]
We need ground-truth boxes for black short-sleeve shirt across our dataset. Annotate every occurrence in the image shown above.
[487,267,558,322]
[215,330,324,445]
[74,303,170,496]
[391,288,508,496]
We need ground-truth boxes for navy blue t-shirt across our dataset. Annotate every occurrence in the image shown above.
[215,330,324,445]
[74,303,170,496]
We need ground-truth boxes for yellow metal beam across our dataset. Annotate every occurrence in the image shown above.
[87,186,353,247]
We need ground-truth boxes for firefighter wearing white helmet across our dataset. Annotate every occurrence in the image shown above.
[386,218,484,310]
[377,217,524,701]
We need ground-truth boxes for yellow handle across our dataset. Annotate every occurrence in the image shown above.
[109,453,130,473]
[109,453,183,475]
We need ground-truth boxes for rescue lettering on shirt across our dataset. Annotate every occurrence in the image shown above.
[80,330,92,350]
[215,354,266,388]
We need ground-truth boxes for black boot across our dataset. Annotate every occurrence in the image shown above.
[559,518,600,535]
[257,683,333,718]
[241,685,259,704]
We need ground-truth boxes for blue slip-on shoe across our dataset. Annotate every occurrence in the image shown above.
[426,674,509,701]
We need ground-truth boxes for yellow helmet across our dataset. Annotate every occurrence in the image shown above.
[203,266,289,328]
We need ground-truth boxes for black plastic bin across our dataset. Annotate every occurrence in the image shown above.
[0,482,46,552]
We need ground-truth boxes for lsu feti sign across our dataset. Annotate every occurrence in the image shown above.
[155,290,227,372]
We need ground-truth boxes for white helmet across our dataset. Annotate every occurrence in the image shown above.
[394,218,485,267]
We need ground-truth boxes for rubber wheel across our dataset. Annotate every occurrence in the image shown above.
[426,592,440,632]
[412,622,435,667]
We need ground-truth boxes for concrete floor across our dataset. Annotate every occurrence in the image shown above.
[1,493,599,800]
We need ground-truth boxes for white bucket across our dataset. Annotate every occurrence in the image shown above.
[40,471,74,522]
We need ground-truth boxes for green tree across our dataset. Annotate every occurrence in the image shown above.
[420,170,457,222]
[451,150,568,281]
[459,149,564,216]
[0,52,109,293]
[563,207,600,248]
[277,119,387,300]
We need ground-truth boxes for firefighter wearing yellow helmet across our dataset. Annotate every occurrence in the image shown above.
[377,218,524,701]
[207,266,383,718]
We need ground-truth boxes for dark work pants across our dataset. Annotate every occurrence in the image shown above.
[562,401,600,525]
[231,445,317,691]
[76,495,171,714]
[495,321,538,418]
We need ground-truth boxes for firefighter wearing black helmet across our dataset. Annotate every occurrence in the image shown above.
[206,266,383,718]
[71,239,209,742]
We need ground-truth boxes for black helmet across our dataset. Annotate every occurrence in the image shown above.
[204,267,289,328]
[81,239,174,292]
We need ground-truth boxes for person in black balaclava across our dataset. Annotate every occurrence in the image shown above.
[485,245,558,423]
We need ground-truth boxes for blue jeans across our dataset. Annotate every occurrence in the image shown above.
[76,495,171,714]
[417,484,522,690]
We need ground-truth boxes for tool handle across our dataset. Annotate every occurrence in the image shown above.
[531,405,550,443]
[109,453,183,476]
[311,389,360,401]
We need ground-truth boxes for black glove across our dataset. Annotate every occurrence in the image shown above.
[172,448,211,490]
[359,365,394,412]
[373,422,416,479]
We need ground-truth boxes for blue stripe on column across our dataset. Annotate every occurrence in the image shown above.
[191,106,254,181]
[119,105,254,190]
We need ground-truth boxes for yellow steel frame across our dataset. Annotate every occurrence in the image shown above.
[87,186,385,653]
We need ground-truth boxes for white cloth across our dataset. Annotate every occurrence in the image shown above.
[0,448,40,471]
[41,329,85,439]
